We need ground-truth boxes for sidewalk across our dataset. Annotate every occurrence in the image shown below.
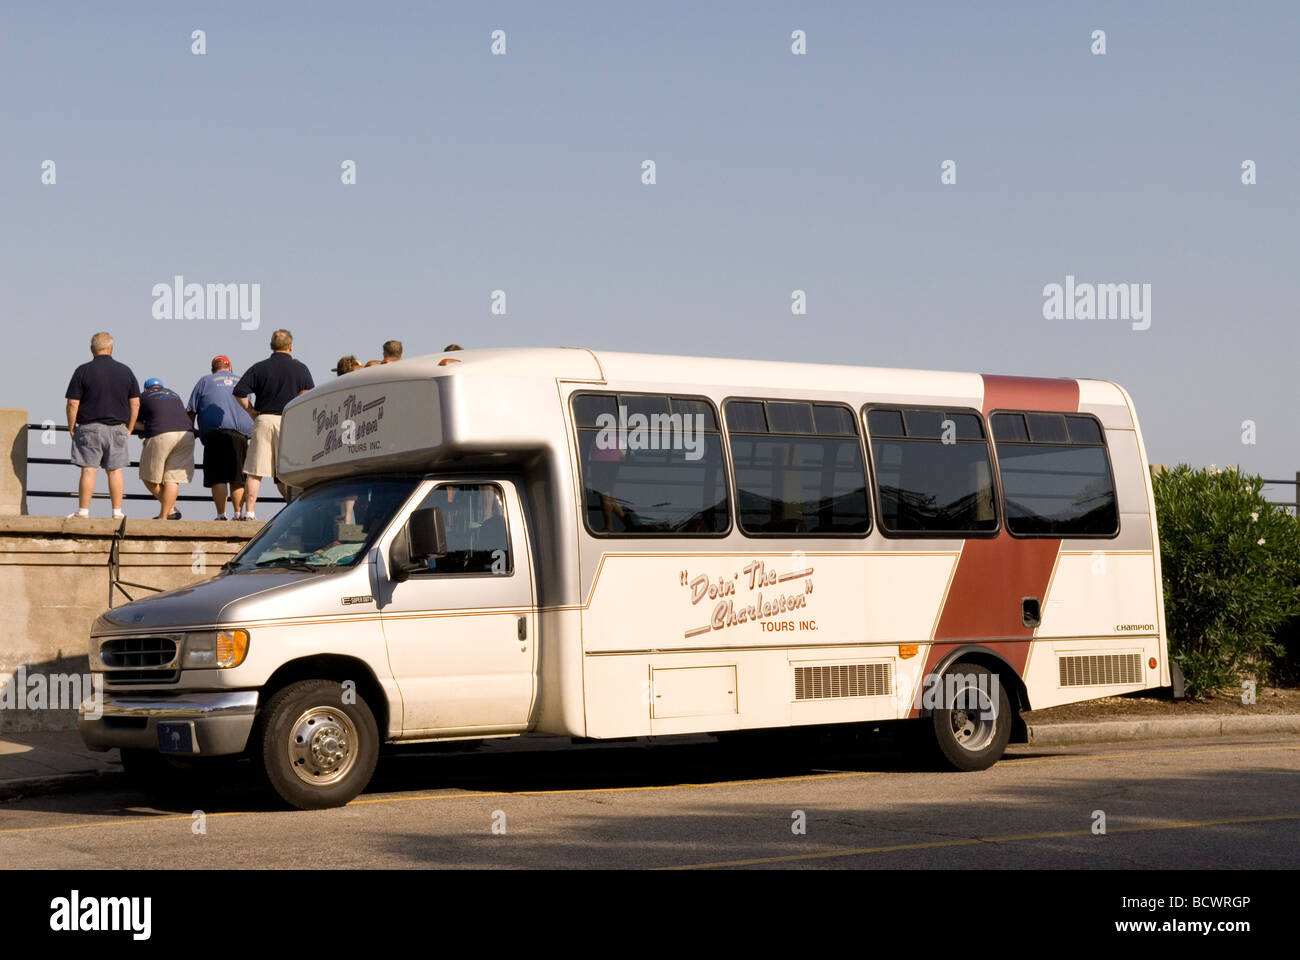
[4,712,1299,802]
[0,730,121,800]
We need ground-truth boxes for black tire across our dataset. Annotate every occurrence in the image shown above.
[929,662,1012,771]
[254,679,380,810]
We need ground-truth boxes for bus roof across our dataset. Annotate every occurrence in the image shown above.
[277,347,1133,485]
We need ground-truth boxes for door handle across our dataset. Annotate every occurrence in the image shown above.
[1021,597,1042,628]
[517,617,527,641]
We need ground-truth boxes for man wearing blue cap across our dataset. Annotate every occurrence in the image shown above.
[135,377,195,520]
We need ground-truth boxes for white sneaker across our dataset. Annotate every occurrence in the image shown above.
[67,510,89,518]
[112,510,125,519]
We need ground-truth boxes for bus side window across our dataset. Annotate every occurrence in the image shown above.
[572,392,730,536]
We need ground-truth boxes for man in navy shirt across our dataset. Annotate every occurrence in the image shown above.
[233,328,314,520]
[135,378,195,520]
[188,355,255,520]
[64,332,140,519]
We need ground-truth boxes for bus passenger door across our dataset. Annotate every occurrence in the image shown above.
[380,480,538,735]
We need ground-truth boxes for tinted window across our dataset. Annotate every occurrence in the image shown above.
[766,402,814,434]
[991,412,1118,537]
[813,405,856,436]
[1066,415,1103,445]
[947,413,984,440]
[903,409,946,439]
[575,393,729,536]
[622,393,670,421]
[573,394,616,428]
[866,407,998,535]
[1027,413,1069,444]
[991,413,1029,442]
[725,401,767,433]
[673,399,719,431]
[726,400,869,536]
[867,409,905,438]
[415,483,512,574]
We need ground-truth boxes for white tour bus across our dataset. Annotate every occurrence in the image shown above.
[80,348,1170,809]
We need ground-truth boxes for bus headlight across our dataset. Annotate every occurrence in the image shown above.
[182,629,250,669]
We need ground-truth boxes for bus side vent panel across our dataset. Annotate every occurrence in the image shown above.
[1057,653,1143,687]
[794,663,891,700]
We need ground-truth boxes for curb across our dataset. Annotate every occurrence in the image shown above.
[0,767,123,803]
[1026,714,1300,746]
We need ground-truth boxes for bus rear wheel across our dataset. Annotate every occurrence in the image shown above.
[255,679,379,810]
[930,662,1012,771]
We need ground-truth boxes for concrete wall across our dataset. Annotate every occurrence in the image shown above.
[0,409,26,516]
[0,517,257,732]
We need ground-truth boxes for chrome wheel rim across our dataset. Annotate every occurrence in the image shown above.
[287,706,359,786]
[950,684,997,752]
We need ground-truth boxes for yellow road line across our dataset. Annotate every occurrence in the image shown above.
[0,808,251,836]
[659,813,1300,870]
[0,770,881,836]
[1005,742,1300,767]
[352,768,880,805]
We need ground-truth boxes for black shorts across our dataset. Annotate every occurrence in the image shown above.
[200,429,249,487]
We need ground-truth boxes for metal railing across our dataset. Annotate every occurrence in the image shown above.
[107,517,165,607]
[1264,474,1299,514]
[25,422,285,505]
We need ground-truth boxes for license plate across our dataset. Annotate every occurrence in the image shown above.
[157,721,196,754]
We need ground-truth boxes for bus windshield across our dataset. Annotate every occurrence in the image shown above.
[226,477,419,572]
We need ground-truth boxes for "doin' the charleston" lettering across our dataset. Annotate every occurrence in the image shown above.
[682,560,814,637]
[310,394,386,462]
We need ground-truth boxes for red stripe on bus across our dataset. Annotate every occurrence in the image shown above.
[912,375,1079,715]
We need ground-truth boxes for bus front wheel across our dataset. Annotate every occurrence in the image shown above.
[929,662,1012,772]
[255,679,379,810]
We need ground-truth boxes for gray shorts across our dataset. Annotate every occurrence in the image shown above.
[70,422,130,470]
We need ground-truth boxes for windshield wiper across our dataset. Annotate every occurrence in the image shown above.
[253,557,322,572]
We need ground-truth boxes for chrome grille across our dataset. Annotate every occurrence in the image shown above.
[1058,653,1144,687]
[98,636,180,684]
[794,663,891,700]
[100,636,178,669]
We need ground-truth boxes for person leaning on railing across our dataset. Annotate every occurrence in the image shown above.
[135,378,195,520]
[64,331,140,519]
[187,355,254,521]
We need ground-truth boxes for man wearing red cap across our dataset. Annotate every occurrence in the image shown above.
[187,355,255,520]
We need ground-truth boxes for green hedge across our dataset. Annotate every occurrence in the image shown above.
[1153,465,1300,699]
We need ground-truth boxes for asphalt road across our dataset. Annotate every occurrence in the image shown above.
[2,733,1298,869]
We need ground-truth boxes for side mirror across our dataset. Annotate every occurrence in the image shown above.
[388,507,447,582]
[409,507,448,561]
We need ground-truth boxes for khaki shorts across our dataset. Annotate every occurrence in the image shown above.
[245,414,282,480]
[139,430,195,484]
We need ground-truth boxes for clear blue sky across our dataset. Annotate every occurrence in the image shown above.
[2,1,1297,516]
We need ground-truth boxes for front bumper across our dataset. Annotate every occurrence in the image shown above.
[78,689,259,756]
